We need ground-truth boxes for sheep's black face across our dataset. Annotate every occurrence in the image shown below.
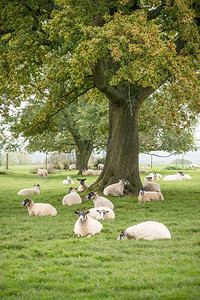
[117,231,126,240]
[139,188,145,195]
[78,178,86,185]
[85,192,95,200]
[75,211,89,222]
[34,184,40,188]
[21,198,31,207]
[178,171,184,176]
[96,209,109,220]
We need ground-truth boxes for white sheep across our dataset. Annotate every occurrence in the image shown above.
[88,207,115,220]
[117,221,171,240]
[21,198,57,216]
[74,210,103,237]
[82,169,102,176]
[18,184,40,196]
[62,187,82,206]
[98,164,104,170]
[69,164,76,171]
[189,164,200,169]
[77,178,89,192]
[148,172,163,180]
[63,176,75,184]
[37,168,48,178]
[86,192,114,210]
[177,171,191,180]
[163,173,182,181]
[138,188,164,202]
[143,180,161,192]
[103,179,129,196]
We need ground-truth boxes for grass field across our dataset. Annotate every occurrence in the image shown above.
[0,165,199,299]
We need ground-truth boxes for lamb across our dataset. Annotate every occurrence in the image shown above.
[77,178,89,192]
[69,164,76,171]
[98,164,104,170]
[88,206,115,220]
[62,187,82,206]
[86,192,114,210]
[117,221,171,240]
[82,169,102,176]
[21,198,57,216]
[63,176,75,184]
[18,184,40,196]
[138,188,164,202]
[143,180,161,192]
[37,168,48,178]
[148,172,163,180]
[74,210,103,237]
[103,179,129,196]
[163,172,182,181]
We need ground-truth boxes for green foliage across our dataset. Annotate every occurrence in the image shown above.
[93,157,106,169]
[0,166,199,299]
[1,152,32,166]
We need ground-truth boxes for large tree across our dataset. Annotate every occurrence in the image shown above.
[0,0,199,192]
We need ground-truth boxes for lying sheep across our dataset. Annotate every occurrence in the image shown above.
[62,187,82,206]
[63,176,75,184]
[103,179,129,196]
[138,188,164,202]
[77,178,89,192]
[98,164,104,170]
[178,171,191,180]
[143,180,160,192]
[86,192,114,210]
[69,164,76,171]
[21,198,57,216]
[148,172,163,180]
[163,172,182,181]
[117,221,171,240]
[88,207,115,220]
[82,169,102,176]
[37,168,48,178]
[18,184,40,196]
[74,211,103,237]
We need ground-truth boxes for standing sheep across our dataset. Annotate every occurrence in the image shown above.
[63,176,75,184]
[21,198,57,216]
[138,188,164,202]
[98,164,104,170]
[37,168,48,178]
[74,211,103,237]
[18,184,40,196]
[88,207,115,220]
[103,179,129,196]
[69,164,76,171]
[62,187,82,206]
[86,192,114,210]
[77,178,89,192]
[117,221,171,240]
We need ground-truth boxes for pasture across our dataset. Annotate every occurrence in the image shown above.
[0,165,199,299]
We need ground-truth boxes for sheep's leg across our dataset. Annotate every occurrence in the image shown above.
[87,234,92,238]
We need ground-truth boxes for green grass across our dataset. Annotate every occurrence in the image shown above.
[0,165,199,299]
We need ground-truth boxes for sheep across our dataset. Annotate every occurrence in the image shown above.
[117,221,171,240]
[148,172,163,180]
[88,206,115,220]
[143,180,161,192]
[74,210,103,237]
[21,198,57,216]
[141,165,150,169]
[63,176,75,184]
[69,164,76,171]
[37,168,48,178]
[77,178,89,192]
[98,164,104,170]
[82,169,102,176]
[189,164,200,169]
[85,192,114,210]
[163,172,182,181]
[138,188,164,202]
[62,187,82,206]
[18,184,40,196]
[139,169,148,173]
[103,179,129,196]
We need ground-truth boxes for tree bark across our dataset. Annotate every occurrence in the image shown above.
[90,100,142,193]
[75,141,94,174]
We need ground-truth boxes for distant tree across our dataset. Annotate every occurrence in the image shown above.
[2,152,32,166]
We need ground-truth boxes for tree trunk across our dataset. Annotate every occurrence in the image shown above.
[75,141,94,174]
[91,101,142,193]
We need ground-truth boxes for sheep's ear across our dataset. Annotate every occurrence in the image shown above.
[74,211,79,214]
[105,211,109,213]
[86,211,90,214]
[77,179,80,181]
[96,210,100,213]
[83,178,86,181]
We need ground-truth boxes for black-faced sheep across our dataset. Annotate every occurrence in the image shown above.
[18,184,40,196]
[88,207,115,220]
[62,187,82,206]
[163,172,182,181]
[103,179,129,196]
[21,198,57,216]
[77,178,89,192]
[86,192,114,210]
[117,221,171,240]
[74,210,103,237]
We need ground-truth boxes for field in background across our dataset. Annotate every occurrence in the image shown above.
[0,165,199,299]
